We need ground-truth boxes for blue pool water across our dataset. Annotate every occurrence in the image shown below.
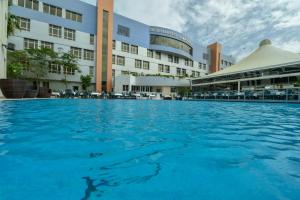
[0,100,300,200]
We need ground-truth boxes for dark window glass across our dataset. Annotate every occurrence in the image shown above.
[102,10,109,82]
[150,34,193,55]
[117,25,130,37]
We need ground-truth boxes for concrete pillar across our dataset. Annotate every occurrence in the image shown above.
[0,0,8,98]
[96,0,114,93]
[238,81,241,100]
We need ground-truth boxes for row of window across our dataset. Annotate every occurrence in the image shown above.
[48,64,75,75]
[158,64,170,73]
[24,38,53,49]
[112,55,203,75]
[184,58,193,67]
[16,0,82,23]
[48,24,94,44]
[198,63,207,70]
[168,55,179,64]
[70,47,94,61]
[113,41,212,68]
[192,71,201,78]
[121,43,138,54]
[176,68,187,76]
[48,64,94,76]
[112,55,125,66]
[17,16,95,45]
[134,60,150,70]
[221,60,233,66]
[23,38,94,61]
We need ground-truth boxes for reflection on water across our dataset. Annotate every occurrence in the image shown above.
[0,100,300,200]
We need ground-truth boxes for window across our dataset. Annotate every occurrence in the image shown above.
[182,69,187,76]
[196,72,200,77]
[203,53,209,60]
[43,3,62,17]
[66,10,82,22]
[150,34,193,55]
[17,17,30,31]
[112,55,116,64]
[117,56,125,66]
[41,41,54,50]
[24,38,38,49]
[48,63,61,74]
[164,65,170,73]
[143,61,150,70]
[147,49,153,58]
[192,71,195,77]
[135,60,142,69]
[168,55,173,62]
[158,64,164,72]
[121,71,129,75]
[123,85,129,92]
[89,66,94,76]
[189,60,193,67]
[203,64,207,70]
[121,43,129,52]
[9,0,13,6]
[102,10,109,82]
[185,59,189,66]
[112,69,115,77]
[63,67,75,75]
[84,49,94,61]
[177,68,181,76]
[198,62,202,69]
[117,25,130,37]
[131,45,138,54]
[112,40,116,50]
[70,47,81,59]
[174,57,179,64]
[64,28,76,41]
[49,24,62,38]
[18,0,39,11]
[90,34,95,45]
[155,52,161,60]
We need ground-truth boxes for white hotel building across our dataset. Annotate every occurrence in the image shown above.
[5,0,235,96]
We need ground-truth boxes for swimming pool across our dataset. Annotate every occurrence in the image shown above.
[0,99,300,200]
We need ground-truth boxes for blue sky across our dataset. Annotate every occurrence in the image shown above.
[82,0,300,61]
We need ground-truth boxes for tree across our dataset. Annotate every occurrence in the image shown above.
[6,50,28,79]
[7,14,20,36]
[58,52,81,89]
[80,75,92,91]
[178,87,192,97]
[25,47,58,87]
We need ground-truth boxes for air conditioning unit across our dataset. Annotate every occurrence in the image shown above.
[7,43,15,51]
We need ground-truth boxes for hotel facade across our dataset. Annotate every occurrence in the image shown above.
[6,0,235,96]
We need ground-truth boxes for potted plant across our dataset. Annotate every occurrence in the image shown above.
[0,14,25,99]
[0,50,28,98]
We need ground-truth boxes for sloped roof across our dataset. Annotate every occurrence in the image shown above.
[207,39,300,78]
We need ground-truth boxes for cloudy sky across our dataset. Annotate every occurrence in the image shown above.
[83,0,300,61]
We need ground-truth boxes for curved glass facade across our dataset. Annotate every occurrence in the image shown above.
[150,34,193,55]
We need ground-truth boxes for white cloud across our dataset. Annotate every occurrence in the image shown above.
[81,0,300,60]
[114,0,186,32]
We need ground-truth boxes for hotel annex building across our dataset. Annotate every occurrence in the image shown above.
[6,0,235,95]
